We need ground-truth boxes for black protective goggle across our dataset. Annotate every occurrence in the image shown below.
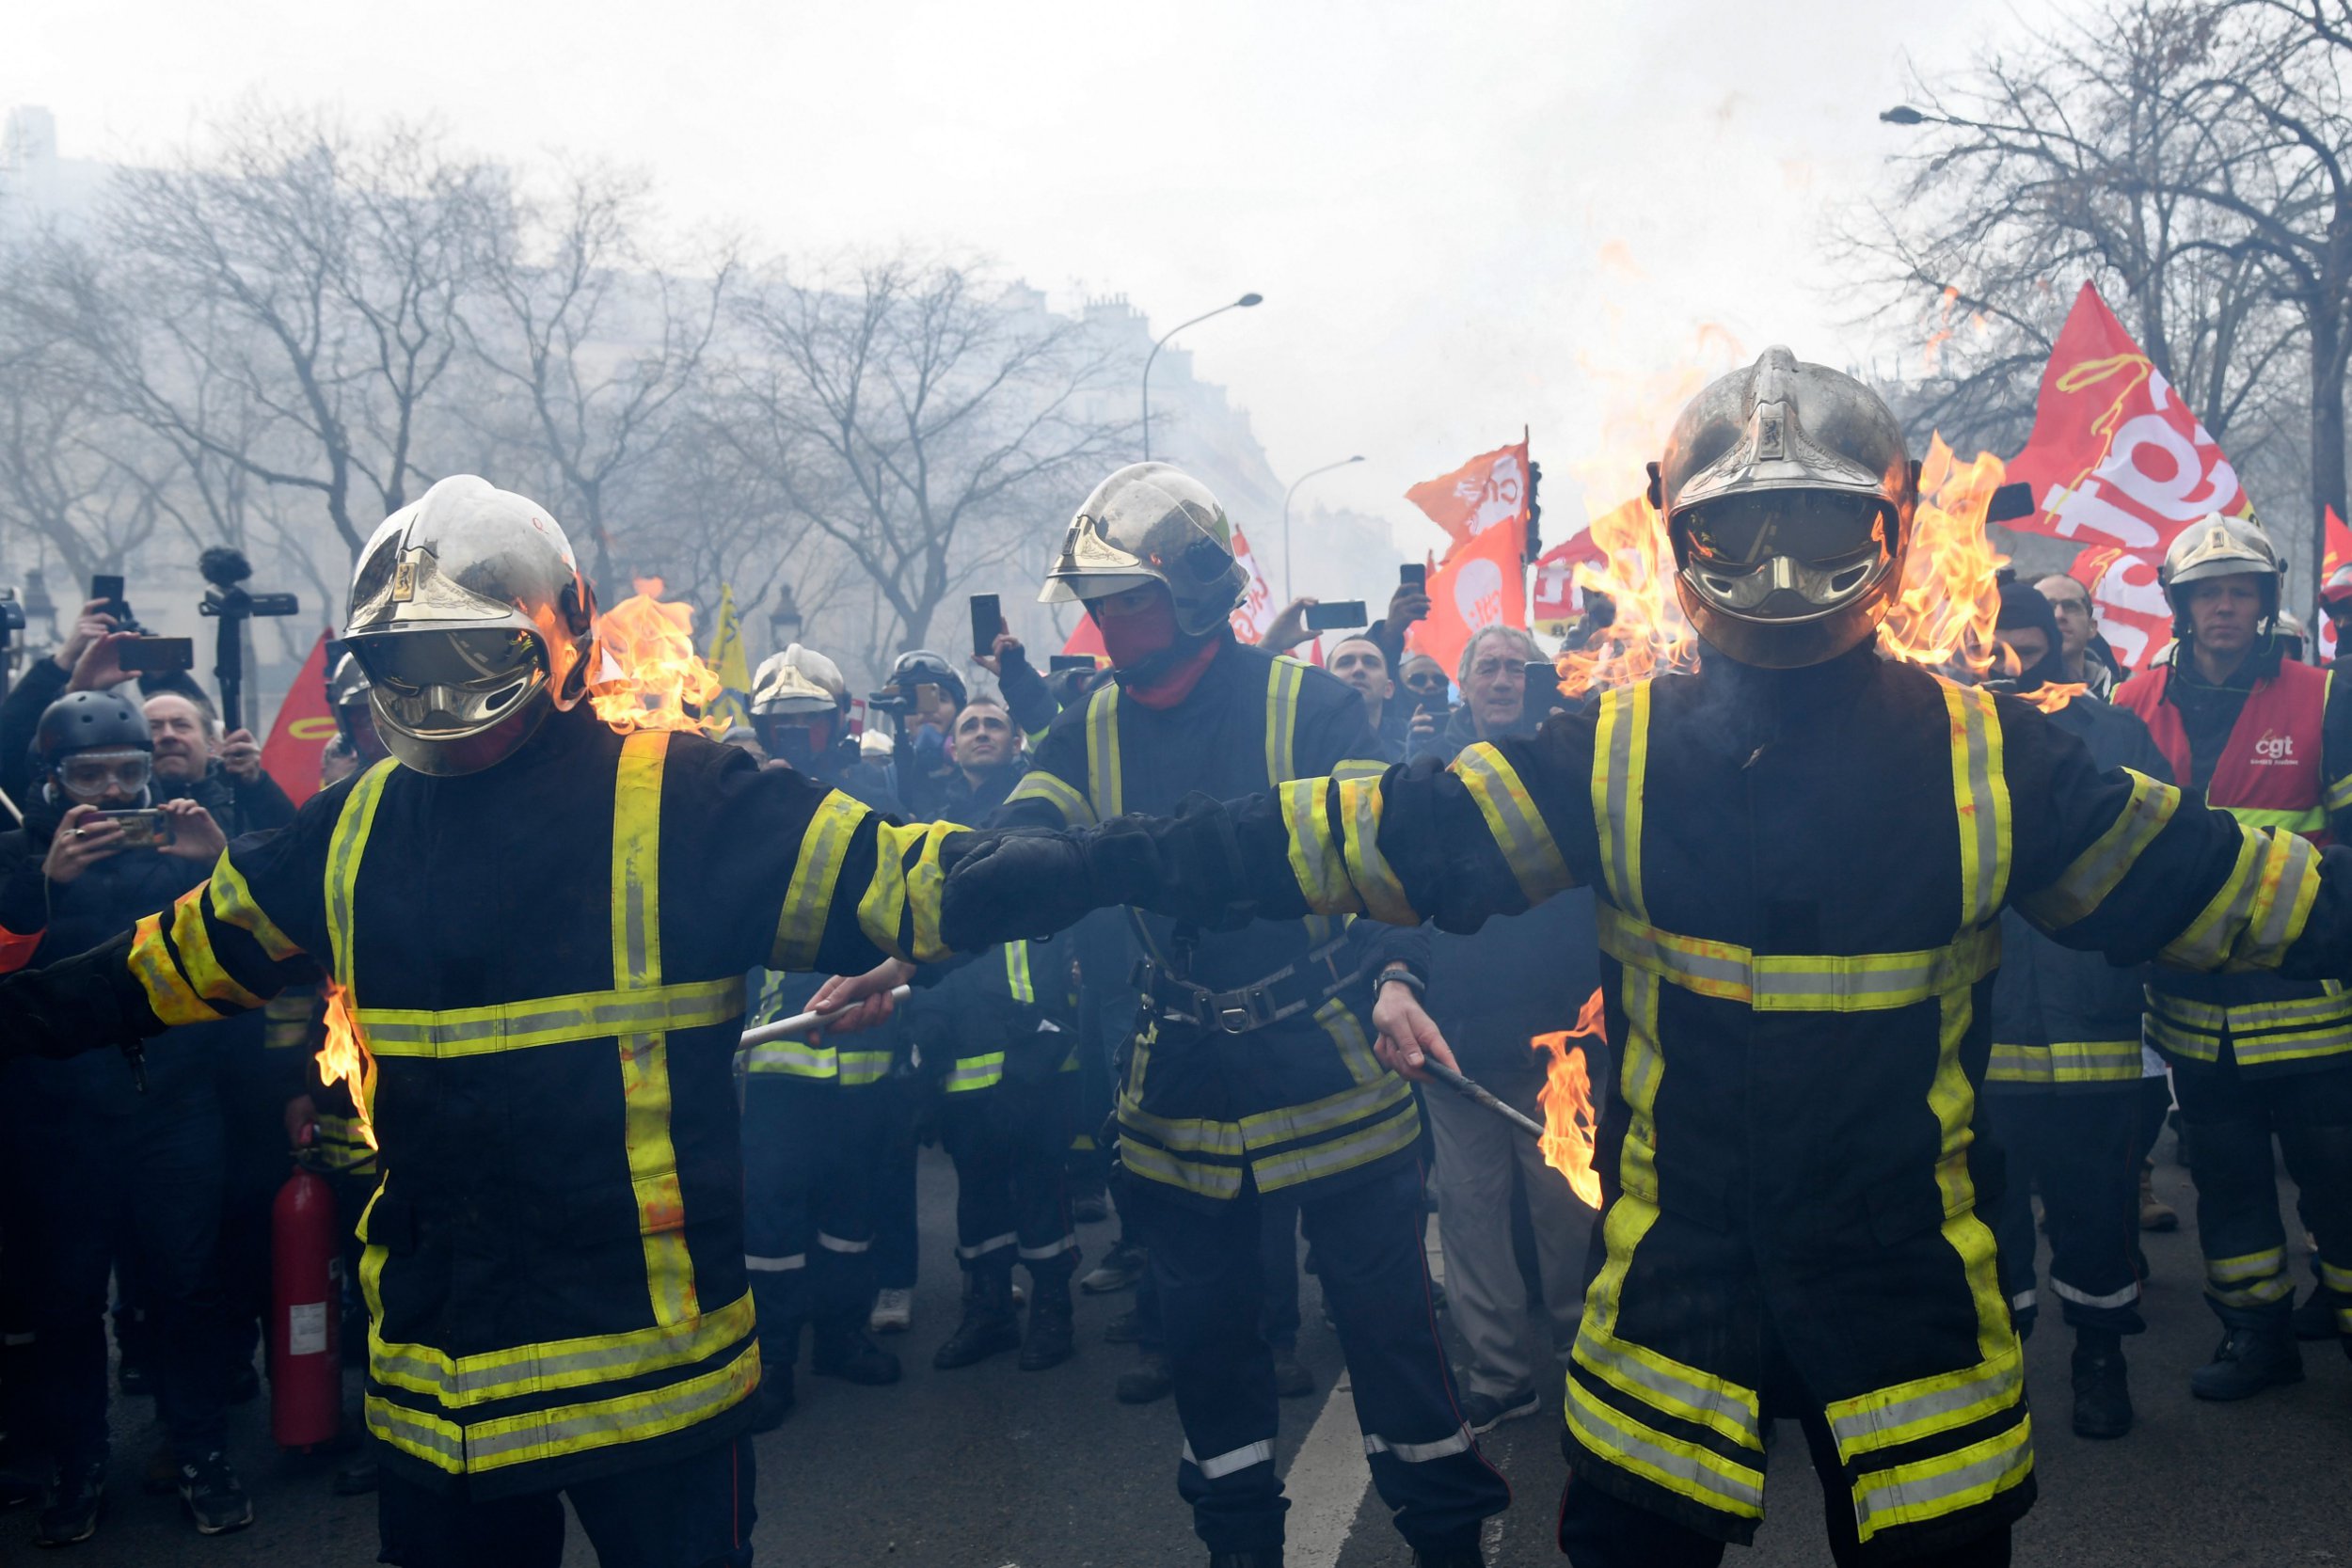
[1680,492,1891,569]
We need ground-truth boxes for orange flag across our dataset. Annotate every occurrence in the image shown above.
[260,630,338,804]
[1406,442,1532,548]
[1406,518,1526,677]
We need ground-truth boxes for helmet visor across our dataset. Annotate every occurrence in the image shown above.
[350,627,547,738]
[1681,491,1890,570]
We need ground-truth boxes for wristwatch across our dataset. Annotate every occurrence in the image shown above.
[1375,965,1425,998]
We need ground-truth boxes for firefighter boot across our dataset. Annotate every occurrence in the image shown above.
[2069,1327,2132,1439]
[1019,1270,1075,1371]
[933,1264,1022,1370]
[812,1311,902,1386]
[2190,1325,2304,1401]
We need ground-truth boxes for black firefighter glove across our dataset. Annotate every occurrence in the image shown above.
[939,794,1256,952]
[0,931,165,1068]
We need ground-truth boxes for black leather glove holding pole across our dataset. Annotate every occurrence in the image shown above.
[940,794,1256,953]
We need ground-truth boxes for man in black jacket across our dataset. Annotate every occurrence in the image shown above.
[0,691,251,1544]
[1979,585,2172,1439]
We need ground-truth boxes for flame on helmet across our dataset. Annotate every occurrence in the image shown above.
[1532,989,1606,1210]
[1876,436,2011,677]
[587,578,729,736]
[316,981,378,1153]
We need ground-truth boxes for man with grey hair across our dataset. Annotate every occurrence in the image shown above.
[2034,574,2119,699]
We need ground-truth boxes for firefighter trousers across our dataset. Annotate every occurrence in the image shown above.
[938,1070,1081,1280]
[739,1075,883,1353]
[2172,1051,2352,1334]
[377,1430,755,1568]
[1124,1161,1508,1557]
[1979,1092,2144,1337]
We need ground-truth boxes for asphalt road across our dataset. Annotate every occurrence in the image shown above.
[24,1127,2352,1567]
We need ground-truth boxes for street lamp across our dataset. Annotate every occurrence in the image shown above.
[769,585,803,650]
[1141,292,1263,462]
[1281,455,1366,603]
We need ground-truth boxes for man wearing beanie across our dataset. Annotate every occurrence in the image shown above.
[1977,580,2177,1436]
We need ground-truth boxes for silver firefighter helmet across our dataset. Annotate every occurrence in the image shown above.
[342,475,597,776]
[2159,513,2282,642]
[1040,463,1248,639]
[750,643,848,717]
[1657,346,1916,670]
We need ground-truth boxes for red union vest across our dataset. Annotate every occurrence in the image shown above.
[2116,657,2331,843]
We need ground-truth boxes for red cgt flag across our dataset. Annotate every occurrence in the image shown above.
[2321,506,2352,661]
[2003,281,2251,672]
[1531,529,1608,635]
[1406,442,1532,547]
[260,630,338,805]
[1406,515,1526,677]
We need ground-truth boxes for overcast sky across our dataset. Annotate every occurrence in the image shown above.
[7,0,2031,544]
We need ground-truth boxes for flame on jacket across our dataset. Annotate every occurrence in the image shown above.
[316,981,378,1153]
[1532,988,1606,1209]
[587,578,729,736]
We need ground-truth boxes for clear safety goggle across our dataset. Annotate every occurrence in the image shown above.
[57,748,151,797]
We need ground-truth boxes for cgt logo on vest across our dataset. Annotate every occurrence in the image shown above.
[2250,728,2300,767]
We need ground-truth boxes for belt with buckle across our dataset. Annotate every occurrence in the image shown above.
[1132,935,1363,1036]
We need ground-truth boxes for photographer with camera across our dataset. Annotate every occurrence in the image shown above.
[0,691,252,1543]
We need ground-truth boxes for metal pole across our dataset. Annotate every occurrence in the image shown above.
[738,984,915,1051]
[1422,1057,1546,1140]
[1279,455,1365,603]
[1140,294,1262,463]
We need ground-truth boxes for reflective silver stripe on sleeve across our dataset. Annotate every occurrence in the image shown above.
[2050,1276,2139,1310]
[744,1254,807,1273]
[815,1232,871,1255]
[1182,1439,1276,1480]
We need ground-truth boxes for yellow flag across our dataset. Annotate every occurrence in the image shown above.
[705,583,753,729]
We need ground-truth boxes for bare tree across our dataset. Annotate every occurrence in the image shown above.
[720,258,1133,664]
[462,163,736,596]
[29,107,492,565]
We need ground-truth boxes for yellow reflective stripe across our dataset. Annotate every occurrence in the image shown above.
[1597,907,1998,1012]
[127,910,223,1026]
[209,855,301,960]
[1329,759,1386,783]
[2162,827,2320,972]
[1119,1099,1247,1157]
[1592,683,1650,919]
[1086,683,1122,819]
[1985,1039,2142,1085]
[612,731,696,1329]
[2207,1247,2283,1283]
[838,1050,893,1086]
[1313,994,1384,1085]
[1453,742,1573,904]
[1336,776,1417,925]
[745,1041,838,1078]
[370,1291,756,1409]
[856,818,958,964]
[1005,768,1096,828]
[1265,657,1305,787]
[1851,1414,2033,1544]
[1237,1071,1413,1148]
[1003,942,1035,1006]
[2226,803,2328,834]
[1565,1373,1764,1519]
[771,789,864,971]
[2326,773,2352,815]
[2231,1029,2352,1067]
[1282,780,1360,915]
[1944,680,2010,928]
[456,1340,760,1473]
[1120,1136,1247,1199]
[2244,830,2322,968]
[1571,1322,1762,1451]
[1826,1343,2024,1464]
[326,761,397,994]
[166,885,264,1009]
[1250,1096,1421,1192]
[358,980,743,1057]
[1934,979,2014,1365]
[366,1394,465,1472]
[2018,769,2179,929]
[944,1053,1006,1092]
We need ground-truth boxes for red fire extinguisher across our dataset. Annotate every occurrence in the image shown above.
[271,1129,342,1449]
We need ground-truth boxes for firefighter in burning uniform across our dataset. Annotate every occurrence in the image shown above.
[934,350,2352,1568]
[2114,515,2352,1394]
[736,643,903,1433]
[988,463,1511,1568]
[0,475,971,1568]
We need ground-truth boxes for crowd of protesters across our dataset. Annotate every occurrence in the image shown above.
[0,534,2345,1556]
